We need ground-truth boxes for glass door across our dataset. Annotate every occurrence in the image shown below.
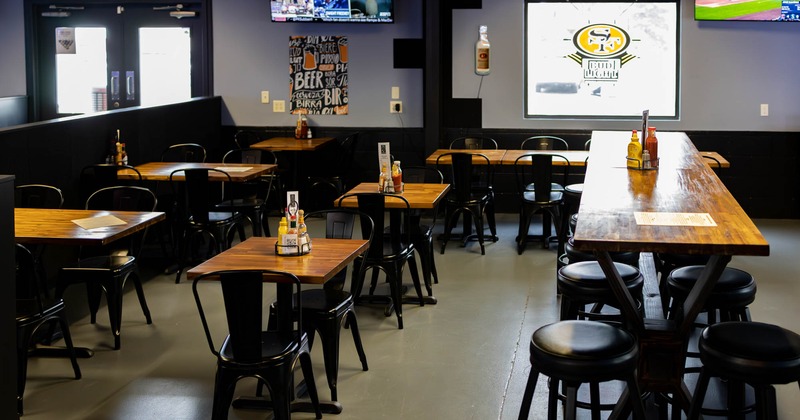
[30,2,208,121]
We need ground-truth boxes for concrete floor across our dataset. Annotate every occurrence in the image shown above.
[21,215,800,419]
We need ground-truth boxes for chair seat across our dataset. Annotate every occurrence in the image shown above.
[522,190,563,205]
[16,298,66,325]
[218,331,302,364]
[298,289,352,314]
[216,198,265,209]
[525,182,564,192]
[531,320,639,383]
[62,255,136,273]
[700,321,800,385]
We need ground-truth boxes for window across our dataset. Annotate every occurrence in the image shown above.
[524,1,679,119]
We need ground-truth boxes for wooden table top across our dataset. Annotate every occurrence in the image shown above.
[119,162,276,182]
[250,136,335,151]
[335,182,451,209]
[500,150,590,166]
[573,131,768,256]
[186,237,369,284]
[425,149,508,165]
[15,208,165,246]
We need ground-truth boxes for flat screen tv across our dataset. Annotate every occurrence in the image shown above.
[271,0,394,23]
[695,0,800,21]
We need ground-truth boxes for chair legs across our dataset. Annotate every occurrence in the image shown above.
[354,255,424,330]
[441,206,485,255]
[309,308,369,401]
[17,310,82,415]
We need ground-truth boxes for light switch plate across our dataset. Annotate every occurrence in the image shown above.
[760,103,769,117]
[273,100,285,112]
[391,86,400,99]
[261,91,269,104]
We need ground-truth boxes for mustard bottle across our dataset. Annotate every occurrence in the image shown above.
[277,217,288,255]
[626,130,643,169]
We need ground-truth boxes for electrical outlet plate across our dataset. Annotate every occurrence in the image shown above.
[261,91,269,104]
[273,100,285,112]
[390,101,402,113]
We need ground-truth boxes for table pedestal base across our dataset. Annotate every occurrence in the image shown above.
[230,396,343,415]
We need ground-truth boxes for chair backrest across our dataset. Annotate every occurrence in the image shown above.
[79,164,143,202]
[337,193,411,260]
[305,208,375,288]
[703,155,722,172]
[333,132,359,184]
[14,184,64,209]
[449,136,498,150]
[514,153,570,202]
[192,269,303,362]
[402,166,444,184]
[15,243,46,314]
[161,143,207,163]
[170,168,233,224]
[584,139,592,151]
[436,152,492,202]
[521,136,569,151]
[222,148,278,165]
[86,185,157,212]
[233,130,262,149]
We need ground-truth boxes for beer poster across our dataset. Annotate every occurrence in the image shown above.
[289,35,349,115]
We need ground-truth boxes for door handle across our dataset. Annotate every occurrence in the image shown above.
[126,71,135,101]
[111,71,120,101]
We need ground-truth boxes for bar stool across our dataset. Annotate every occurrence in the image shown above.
[518,320,646,420]
[666,266,756,323]
[557,261,644,321]
[688,322,800,419]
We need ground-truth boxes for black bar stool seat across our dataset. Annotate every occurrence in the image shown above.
[557,261,643,321]
[518,320,646,420]
[688,322,800,419]
[666,266,756,322]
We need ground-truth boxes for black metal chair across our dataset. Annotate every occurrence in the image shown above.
[170,168,246,283]
[14,183,65,296]
[192,269,323,420]
[339,193,424,330]
[449,137,498,239]
[14,184,64,209]
[270,208,372,401]
[160,142,207,163]
[57,186,156,350]
[79,163,143,203]
[216,148,279,237]
[402,166,444,287]
[16,243,82,415]
[437,152,494,255]
[448,136,498,150]
[520,135,569,151]
[306,132,359,210]
[513,153,569,255]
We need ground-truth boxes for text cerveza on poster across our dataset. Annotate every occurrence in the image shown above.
[289,35,349,115]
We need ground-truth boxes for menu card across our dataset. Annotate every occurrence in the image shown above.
[634,212,717,227]
[72,215,127,230]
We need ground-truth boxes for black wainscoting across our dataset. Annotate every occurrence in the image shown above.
[224,126,800,219]
[0,97,222,209]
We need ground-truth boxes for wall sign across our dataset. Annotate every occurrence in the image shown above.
[289,35,348,115]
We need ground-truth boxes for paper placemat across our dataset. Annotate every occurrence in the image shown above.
[72,215,127,230]
[634,212,717,227]
[214,166,253,172]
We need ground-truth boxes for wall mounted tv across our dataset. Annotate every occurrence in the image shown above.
[271,0,394,23]
[696,0,800,21]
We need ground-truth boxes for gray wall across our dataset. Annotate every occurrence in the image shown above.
[3,1,800,131]
[213,0,424,128]
[453,0,800,131]
[0,1,26,97]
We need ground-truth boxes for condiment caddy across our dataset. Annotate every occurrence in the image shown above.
[275,191,312,256]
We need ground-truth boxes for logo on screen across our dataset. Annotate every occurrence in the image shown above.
[573,24,630,58]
